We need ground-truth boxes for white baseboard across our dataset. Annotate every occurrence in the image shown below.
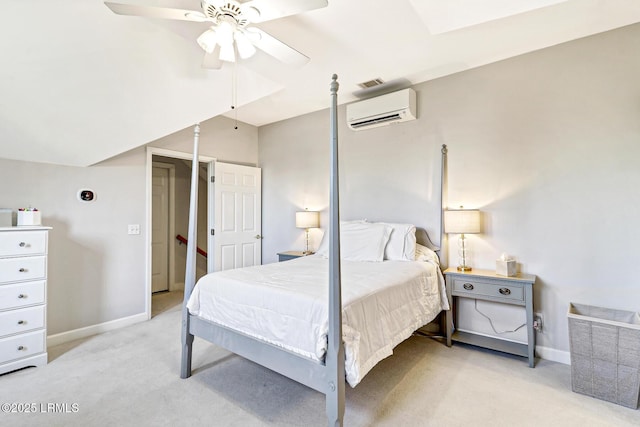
[536,345,571,365]
[47,312,148,348]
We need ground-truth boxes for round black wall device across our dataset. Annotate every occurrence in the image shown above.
[78,189,96,202]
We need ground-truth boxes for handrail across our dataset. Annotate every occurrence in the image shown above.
[176,234,207,258]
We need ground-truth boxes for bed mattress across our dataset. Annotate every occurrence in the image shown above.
[187,255,448,387]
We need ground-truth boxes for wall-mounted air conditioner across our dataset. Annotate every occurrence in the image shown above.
[346,88,417,131]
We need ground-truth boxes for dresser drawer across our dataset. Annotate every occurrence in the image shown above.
[0,329,46,364]
[452,278,524,302]
[0,305,45,337]
[0,230,47,258]
[0,281,46,310]
[0,256,46,284]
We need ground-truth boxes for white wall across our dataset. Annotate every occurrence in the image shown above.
[258,24,640,359]
[0,115,258,339]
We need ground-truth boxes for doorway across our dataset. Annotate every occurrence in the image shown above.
[146,148,263,320]
[147,148,214,319]
[151,162,174,294]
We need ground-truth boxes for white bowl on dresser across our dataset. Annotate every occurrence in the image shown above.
[0,226,51,375]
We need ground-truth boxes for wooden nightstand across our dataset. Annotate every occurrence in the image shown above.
[277,251,309,262]
[444,267,536,367]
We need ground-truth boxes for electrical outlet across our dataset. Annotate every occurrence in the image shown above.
[533,313,544,333]
[128,224,140,235]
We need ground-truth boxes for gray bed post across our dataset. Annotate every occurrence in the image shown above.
[440,144,448,268]
[180,123,200,379]
[325,74,345,427]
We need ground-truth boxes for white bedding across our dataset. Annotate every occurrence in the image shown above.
[187,255,448,387]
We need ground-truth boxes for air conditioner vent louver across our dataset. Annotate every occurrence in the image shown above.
[350,113,403,129]
[346,88,416,131]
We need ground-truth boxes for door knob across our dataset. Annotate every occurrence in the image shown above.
[254,234,263,239]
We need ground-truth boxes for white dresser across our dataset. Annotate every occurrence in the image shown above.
[0,226,51,375]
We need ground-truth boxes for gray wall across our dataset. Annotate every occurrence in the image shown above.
[2,23,638,358]
[258,24,640,358]
[0,115,258,336]
[0,151,145,335]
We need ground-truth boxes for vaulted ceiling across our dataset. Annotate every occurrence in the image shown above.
[2,0,639,166]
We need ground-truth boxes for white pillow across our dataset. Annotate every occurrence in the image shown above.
[415,243,440,265]
[377,222,416,261]
[315,219,367,255]
[316,222,392,262]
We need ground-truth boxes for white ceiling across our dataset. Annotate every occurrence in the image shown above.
[2,0,639,166]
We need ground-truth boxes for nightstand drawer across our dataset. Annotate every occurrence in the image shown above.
[452,278,523,302]
[0,231,47,258]
[0,305,45,337]
[0,256,47,284]
[0,281,46,310]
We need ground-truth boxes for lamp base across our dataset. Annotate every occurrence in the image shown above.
[302,250,314,255]
[457,266,472,272]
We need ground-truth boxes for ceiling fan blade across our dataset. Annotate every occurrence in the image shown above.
[202,48,223,70]
[242,0,328,23]
[104,2,208,22]
[246,27,309,67]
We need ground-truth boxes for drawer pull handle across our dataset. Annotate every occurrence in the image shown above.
[499,288,511,296]
[19,268,27,273]
[18,294,27,299]
[19,242,26,247]
[463,283,474,291]
[18,320,26,325]
[18,346,26,351]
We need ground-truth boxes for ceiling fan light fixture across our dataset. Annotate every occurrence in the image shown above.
[217,20,235,46]
[197,28,218,53]
[235,31,256,59]
[219,43,236,62]
[104,0,327,68]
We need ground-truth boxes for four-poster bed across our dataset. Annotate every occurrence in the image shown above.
[180,75,449,426]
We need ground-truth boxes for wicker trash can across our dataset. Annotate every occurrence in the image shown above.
[568,303,640,409]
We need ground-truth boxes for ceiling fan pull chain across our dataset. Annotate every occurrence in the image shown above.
[232,59,238,130]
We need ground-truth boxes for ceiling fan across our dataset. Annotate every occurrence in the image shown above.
[104,0,328,69]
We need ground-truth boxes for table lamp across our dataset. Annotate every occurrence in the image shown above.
[296,210,319,255]
[444,207,481,271]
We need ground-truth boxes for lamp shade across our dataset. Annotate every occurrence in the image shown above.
[197,28,218,53]
[296,211,319,229]
[444,209,481,234]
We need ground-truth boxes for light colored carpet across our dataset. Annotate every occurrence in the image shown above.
[1,294,638,427]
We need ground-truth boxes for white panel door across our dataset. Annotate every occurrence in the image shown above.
[210,162,262,272]
[151,165,170,292]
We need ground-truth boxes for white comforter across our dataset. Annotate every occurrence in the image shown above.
[187,255,448,387]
